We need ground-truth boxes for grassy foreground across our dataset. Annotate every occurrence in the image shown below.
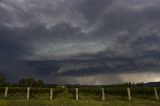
[0,97,160,106]
[0,88,159,106]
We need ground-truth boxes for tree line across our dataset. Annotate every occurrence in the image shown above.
[0,74,145,88]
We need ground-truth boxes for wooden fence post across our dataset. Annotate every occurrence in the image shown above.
[127,88,131,101]
[4,87,8,98]
[76,88,79,101]
[154,87,159,100]
[27,87,30,100]
[101,88,105,101]
[50,88,53,100]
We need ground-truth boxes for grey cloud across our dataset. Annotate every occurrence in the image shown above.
[0,0,160,84]
[76,0,112,23]
[0,0,87,29]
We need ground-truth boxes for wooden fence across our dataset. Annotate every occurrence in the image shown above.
[1,87,159,101]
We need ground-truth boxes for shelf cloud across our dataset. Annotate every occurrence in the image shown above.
[0,0,160,84]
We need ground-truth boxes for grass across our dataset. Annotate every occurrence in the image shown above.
[0,88,160,106]
[0,97,160,106]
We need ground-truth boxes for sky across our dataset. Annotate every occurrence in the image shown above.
[0,0,160,85]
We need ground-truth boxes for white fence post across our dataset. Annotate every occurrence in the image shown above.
[102,88,105,101]
[50,88,53,100]
[154,87,159,100]
[27,87,30,100]
[76,88,79,101]
[127,88,131,101]
[4,87,8,98]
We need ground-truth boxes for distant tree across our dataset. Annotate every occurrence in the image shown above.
[35,80,44,87]
[19,78,44,87]
[0,74,6,85]
[19,78,36,87]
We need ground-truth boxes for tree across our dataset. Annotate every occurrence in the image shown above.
[19,78,44,87]
[19,78,36,87]
[35,80,44,87]
[0,74,6,85]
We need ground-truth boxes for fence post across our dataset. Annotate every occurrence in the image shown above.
[4,87,8,98]
[76,88,79,101]
[27,87,30,100]
[50,88,53,100]
[102,88,105,101]
[127,88,131,101]
[154,87,159,100]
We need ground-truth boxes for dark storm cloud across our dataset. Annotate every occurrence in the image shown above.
[0,0,160,84]
[76,0,113,23]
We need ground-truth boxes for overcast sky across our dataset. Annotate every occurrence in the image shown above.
[0,0,160,84]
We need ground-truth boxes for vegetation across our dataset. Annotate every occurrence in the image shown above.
[18,78,45,87]
[0,76,159,105]
[0,75,6,86]
[0,97,160,106]
[0,86,159,106]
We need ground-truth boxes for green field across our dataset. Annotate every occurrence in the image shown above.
[0,87,160,106]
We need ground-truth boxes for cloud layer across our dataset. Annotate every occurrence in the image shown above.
[0,0,160,84]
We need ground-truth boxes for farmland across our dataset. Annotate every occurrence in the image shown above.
[0,86,160,106]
